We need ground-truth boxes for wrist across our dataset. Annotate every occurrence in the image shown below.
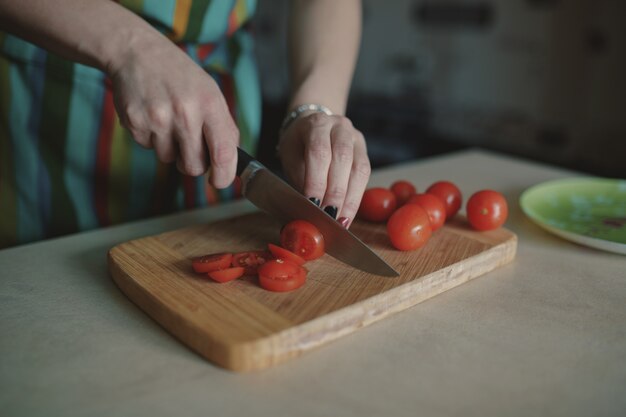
[101,25,164,77]
[280,103,333,132]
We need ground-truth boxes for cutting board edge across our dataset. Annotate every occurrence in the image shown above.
[216,232,518,371]
[108,227,517,372]
[108,247,250,369]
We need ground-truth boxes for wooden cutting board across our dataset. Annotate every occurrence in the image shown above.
[108,212,516,372]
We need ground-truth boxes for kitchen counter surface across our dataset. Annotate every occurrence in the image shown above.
[2,150,625,417]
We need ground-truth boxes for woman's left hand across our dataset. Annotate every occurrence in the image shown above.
[277,112,371,228]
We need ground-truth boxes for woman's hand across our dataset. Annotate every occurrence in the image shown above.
[278,112,371,228]
[109,35,239,188]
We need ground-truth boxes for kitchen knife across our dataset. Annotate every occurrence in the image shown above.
[233,147,399,277]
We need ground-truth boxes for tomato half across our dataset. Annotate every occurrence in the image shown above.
[357,187,398,222]
[280,220,325,261]
[426,181,462,219]
[258,259,307,292]
[406,193,446,231]
[466,190,508,231]
[386,204,432,251]
[268,243,306,266]
[207,266,245,283]
[192,253,233,273]
[232,250,273,275]
[390,180,416,205]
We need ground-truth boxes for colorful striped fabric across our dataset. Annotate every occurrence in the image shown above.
[0,0,261,249]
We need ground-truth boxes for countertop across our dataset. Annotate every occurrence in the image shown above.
[1,150,625,417]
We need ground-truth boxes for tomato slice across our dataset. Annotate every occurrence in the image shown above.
[258,259,307,292]
[192,253,233,273]
[280,220,325,261]
[207,266,245,283]
[268,243,306,266]
[231,250,273,275]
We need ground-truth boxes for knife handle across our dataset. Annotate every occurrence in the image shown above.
[235,147,256,177]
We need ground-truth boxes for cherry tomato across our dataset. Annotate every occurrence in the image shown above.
[232,250,273,275]
[280,220,325,261]
[390,180,416,205]
[192,253,233,273]
[258,259,307,292]
[268,243,306,266]
[358,187,398,222]
[466,190,508,231]
[426,181,462,219]
[406,193,446,231]
[207,266,245,283]
[386,204,432,251]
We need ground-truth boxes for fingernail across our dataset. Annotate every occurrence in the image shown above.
[323,206,338,219]
[309,197,321,206]
[338,217,351,228]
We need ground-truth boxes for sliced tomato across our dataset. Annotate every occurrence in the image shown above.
[268,243,306,266]
[258,259,307,292]
[231,250,273,275]
[207,266,245,283]
[280,220,325,261]
[192,253,233,273]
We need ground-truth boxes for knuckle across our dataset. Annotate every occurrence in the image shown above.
[332,143,354,163]
[123,106,144,130]
[180,162,204,177]
[305,112,329,129]
[307,140,332,162]
[305,178,326,192]
[211,141,236,166]
[336,115,353,129]
[353,160,371,178]
[147,104,170,129]
[325,186,347,201]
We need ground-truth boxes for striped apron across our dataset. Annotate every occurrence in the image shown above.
[0,0,261,248]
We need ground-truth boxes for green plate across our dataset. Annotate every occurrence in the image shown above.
[520,177,626,255]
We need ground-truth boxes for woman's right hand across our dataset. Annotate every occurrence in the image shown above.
[108,34,240,188]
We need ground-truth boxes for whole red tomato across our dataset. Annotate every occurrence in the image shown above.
[426,181,462,219]
[358,187,397,222]
[406,193,446,231]
[390,180,416,205]
[466,190,508,231]
[280,220,325,261]
[386,204,432,251]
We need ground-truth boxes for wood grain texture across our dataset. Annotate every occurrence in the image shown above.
[108,212,517,372]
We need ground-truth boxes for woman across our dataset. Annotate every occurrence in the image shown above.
[0,0,370,249]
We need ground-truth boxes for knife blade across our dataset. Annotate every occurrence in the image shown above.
[233,147,399,277]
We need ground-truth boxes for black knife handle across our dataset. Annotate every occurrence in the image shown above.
[236,147,255,177]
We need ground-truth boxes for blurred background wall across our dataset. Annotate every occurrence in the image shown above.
[253,0,626,178]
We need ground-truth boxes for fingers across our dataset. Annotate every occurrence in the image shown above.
[320,120,354,219]
[203,99,239,188]
[302,114,333,204]
[337,132,370,227]
[287,113,370,228]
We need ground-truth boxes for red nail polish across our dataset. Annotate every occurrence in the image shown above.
[338,217,350,228]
